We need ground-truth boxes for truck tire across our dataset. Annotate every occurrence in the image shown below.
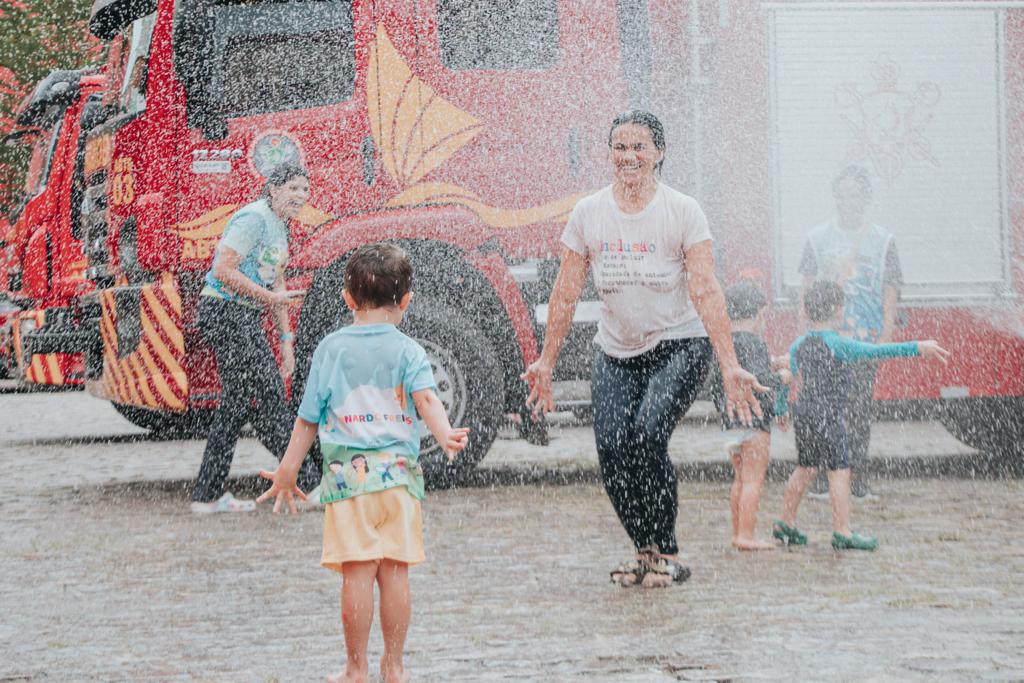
[939,397,1024,459]
[113,403,214,438]
[401,303,503,487]
[294,256,506,488]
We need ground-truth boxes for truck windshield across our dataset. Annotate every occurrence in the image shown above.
[210,1,354,117]
[437,0,559,70]
[23,116,63,196]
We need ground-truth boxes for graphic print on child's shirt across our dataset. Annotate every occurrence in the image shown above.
[322,384,415,445]
[560,183,713,357]
[297,323,437,504]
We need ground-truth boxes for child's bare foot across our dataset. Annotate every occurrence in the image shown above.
[733,538,776,551]
[327,668,368,683]
[379,657,411,683]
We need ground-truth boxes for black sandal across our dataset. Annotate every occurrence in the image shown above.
[610,557,646,587]
[640,555,691,587]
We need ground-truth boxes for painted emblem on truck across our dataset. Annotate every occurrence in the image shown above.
[835,54,941,183]
[252,133,302,177]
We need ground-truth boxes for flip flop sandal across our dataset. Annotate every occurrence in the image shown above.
[640,556,691,588]
[610,558,646,587]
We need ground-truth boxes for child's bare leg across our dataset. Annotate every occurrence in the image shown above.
[729,448,742,543]
[734,433,773,550]
[780,465,817,526]
[328,560,379,683]
[376,560,411,683]
[826,468,852,536]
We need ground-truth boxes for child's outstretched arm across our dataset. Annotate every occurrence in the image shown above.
[412,388,470,460]
[827,336,951,365]
[256,417,317,514]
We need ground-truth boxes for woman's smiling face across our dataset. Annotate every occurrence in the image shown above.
[609,123,663,186]
[268,176,310,220]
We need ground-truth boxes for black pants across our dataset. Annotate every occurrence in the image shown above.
[591,338,712,556]
[191,297,319,503]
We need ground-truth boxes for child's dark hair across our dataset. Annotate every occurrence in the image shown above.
[724,280,767,321]
[609,110,666,173]
[804,280,845,322]
[344,243,413,308]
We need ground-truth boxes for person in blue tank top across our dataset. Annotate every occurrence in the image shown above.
[189,163,315,513]
[798,165,904,499]
[772,281,949,550]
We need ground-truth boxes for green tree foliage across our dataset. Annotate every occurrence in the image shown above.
[0,0,101,211]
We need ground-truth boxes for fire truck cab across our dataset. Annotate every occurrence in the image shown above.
[60,0,1024,482]
[0,69,107,386]
[72,0,645,481]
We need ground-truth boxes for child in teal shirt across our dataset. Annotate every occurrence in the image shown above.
[259,243,469,683]
[773,280,949,551]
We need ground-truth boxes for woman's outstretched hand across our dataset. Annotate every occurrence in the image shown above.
[256,466,308,515]
[722,365,768,426]
[521,359,555,416]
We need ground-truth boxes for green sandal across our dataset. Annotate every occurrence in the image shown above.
[773,521,808,546]
[831,531,878,551]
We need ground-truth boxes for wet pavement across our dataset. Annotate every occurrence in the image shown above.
[2,388,1023,681]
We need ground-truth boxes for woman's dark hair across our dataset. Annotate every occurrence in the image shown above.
[260,162,309,200]
[344,243,414,308]
[804,280,846,322]
[831,164,872,198]
[608,110,666,173]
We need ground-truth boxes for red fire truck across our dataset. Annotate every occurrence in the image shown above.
[0,69,107,386]
[32,0,1020,482]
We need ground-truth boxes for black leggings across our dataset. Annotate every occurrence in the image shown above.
[591,338,712,555]
[191,297,318,502]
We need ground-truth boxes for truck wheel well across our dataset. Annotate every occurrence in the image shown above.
[294,239,528,413]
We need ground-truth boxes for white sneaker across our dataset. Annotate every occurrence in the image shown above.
[190,492,257,514]
[298,485,324,509]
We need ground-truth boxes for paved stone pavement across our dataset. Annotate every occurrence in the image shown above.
[0,385,984,494]
[2,387,1022,682]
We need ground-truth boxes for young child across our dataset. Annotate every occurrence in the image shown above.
[710,281,792,550]
[258,243,469,683]
[772,280,949,550]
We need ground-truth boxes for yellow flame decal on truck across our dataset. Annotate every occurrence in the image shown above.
[367,25,484,188]
[368,24,581,227]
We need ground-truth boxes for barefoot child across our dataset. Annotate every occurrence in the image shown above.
[773,280,949,550]
[710,281,792,550]
[258,243,469,683]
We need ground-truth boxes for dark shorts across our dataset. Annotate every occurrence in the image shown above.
[794,415,850,470]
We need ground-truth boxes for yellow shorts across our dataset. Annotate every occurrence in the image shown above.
[321,487,425,572]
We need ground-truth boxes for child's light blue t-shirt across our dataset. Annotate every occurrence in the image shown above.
[297,323,437,502]
[200,199,289,307]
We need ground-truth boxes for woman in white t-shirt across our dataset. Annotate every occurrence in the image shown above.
[522,111,764,587]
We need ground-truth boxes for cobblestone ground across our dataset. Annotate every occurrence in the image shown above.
[2,390,1023,682]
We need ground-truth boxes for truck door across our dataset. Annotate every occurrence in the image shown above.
[16,114,65,301]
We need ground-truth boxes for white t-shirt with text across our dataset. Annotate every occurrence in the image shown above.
[560,183,712,358]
